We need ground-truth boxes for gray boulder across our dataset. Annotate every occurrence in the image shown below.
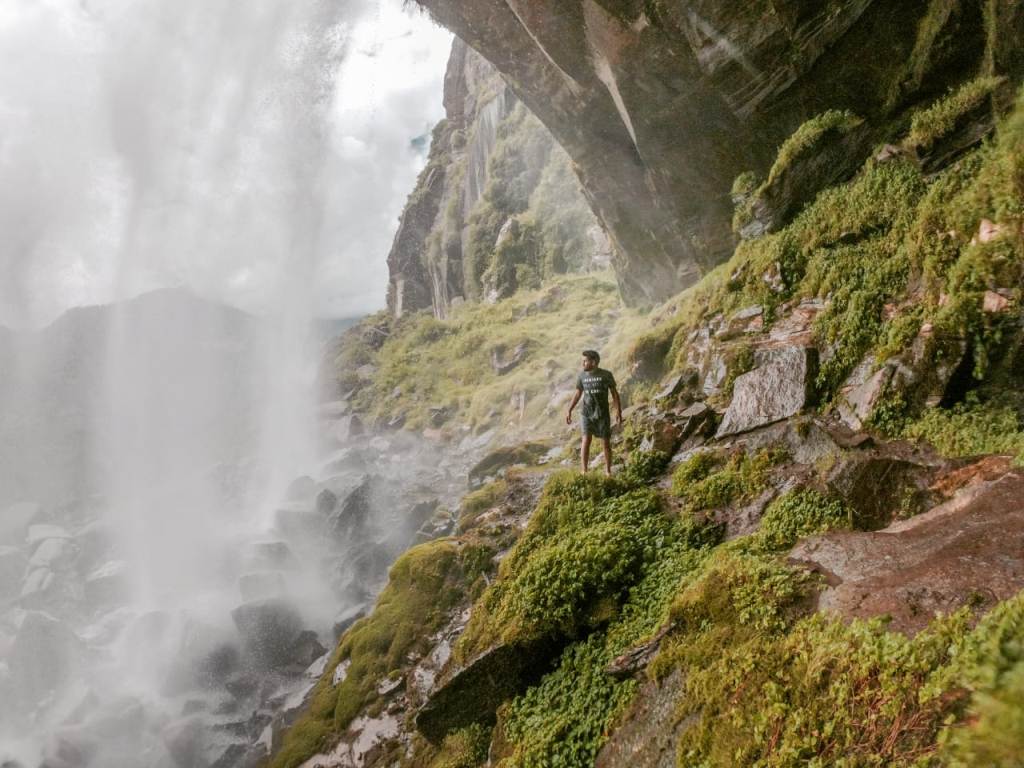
[716,346,818,437]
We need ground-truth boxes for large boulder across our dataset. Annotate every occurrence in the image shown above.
[716,345,818,437]
[8,611,83,707]
[468,442,549,488]
[230,599,305,671]
[790,466,1024,634]
[415,638,561,744]
[411,0,1024,305]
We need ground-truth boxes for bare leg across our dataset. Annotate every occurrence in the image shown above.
[581,434,592,473]
[601,436,613,476]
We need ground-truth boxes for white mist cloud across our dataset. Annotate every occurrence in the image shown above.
[0,0,452,327]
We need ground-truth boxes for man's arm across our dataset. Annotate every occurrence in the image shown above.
[565,388,582,425]
[611,386,623,427]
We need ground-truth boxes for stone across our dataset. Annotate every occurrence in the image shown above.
[983,289,1011,313]
[286,630,327,675]
[161,717,205,768]
[428,406,451,426]
[230,599,304,671]
[8,612,82,706]
[976,218,1009,244]
[826,454,934,530]
[29,537,76,570]
[284,475,317,501]
[0,502,40,546]
[837,364,893,431]
[332,414,365,443]
[84,560,130,606]
[489,342,530,375]
[605,623,673,680]
[653,372,688,402]
[26,524,70,546]
[72,521,113,570]
[355,363,377,380]
[247,541,296,570]
[333,605,367,641]
[740,118,873,236]
[318,400,350,418]
[415,638,561,744]
[315,488,338,517]
[595,669,686,768]
[21,566,55,601]
[351,543,393,584]
[790,469,1024,634]
[468,442,549,488]
[700,354,728,397]
[238,572,287,602]
[716,346,818,437]
[273,503,326,541]
[331,475,383,540]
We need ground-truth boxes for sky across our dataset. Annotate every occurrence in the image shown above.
[0,0,452,327]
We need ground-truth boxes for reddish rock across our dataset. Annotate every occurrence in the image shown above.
[983,289,1011,313]
[790,470,1024,634]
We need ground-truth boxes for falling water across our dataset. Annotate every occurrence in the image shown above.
[0,1,450,765]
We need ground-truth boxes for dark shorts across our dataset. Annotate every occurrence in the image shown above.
[581,412,611,439]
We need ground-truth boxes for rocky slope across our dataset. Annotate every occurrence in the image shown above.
[411,0,1024,305]
[269,56,1024,767]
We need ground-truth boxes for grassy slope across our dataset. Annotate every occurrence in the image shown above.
[331,273,637,437]
[279,83,1024,767]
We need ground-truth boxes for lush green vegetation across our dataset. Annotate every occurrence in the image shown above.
[270,541,470,768]
[292,80,1024,768]
[899,393,1024,462]
[333,274,620,433]
[766,110,863,185]
[455,473,680,657]
[625,82,1023,416]
[670,446,788,512]
[906,76,1003,152]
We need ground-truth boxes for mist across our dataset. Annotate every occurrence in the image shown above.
[0,1,452,765]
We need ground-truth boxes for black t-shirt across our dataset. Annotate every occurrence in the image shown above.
[576,368,617,420]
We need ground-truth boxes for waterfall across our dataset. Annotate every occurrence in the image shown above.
[0,1,450,765]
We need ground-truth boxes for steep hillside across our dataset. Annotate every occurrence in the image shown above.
[412,0,1024,305]
[273,72,1024,767]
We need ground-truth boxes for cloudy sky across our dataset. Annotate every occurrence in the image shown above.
[0,0,452,327]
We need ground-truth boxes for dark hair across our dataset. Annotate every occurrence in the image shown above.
[582,349,600,363]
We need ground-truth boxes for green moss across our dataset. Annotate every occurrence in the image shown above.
[901,394,1024,461]
[271,540,467,768]
[341,273,619,433]
[939,591,1024,766]
[427,723,492,768]
[458,479,509,532]
[457,475,675,656]
[765,110,863,186]
[499,634,635,768]
[621,449,671,486]
[906,75,1004,152]
[752,487,851,551]
[672,446,788,513]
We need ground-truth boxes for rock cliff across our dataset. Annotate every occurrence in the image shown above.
[387,40,610,318]
[412,0,1024,305]
[276,57,1024,767]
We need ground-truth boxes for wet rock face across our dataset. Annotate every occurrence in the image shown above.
[414,0,1024,304]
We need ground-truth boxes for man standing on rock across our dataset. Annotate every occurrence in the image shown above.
[566,349,622,476]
